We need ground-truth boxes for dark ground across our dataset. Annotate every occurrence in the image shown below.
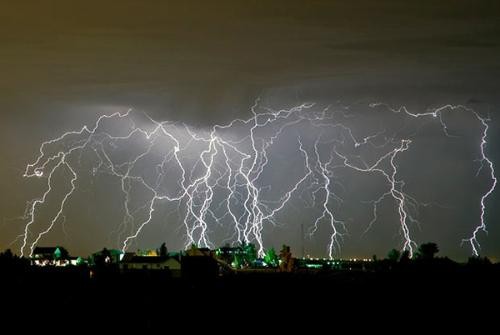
[1,261,499,331]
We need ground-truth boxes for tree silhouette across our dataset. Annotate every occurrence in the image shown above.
[94,247,112,266]
[279,245,293,272]
[243,243,257,266]
[231,253,243,269]
[387,248,401,262]
[263,248,278,267]
[399,250,411,263]
[0,248,29,268]
[417,242,439,260]
[1,249,13,259]
[467,256,492,266]
[159,242,168,257]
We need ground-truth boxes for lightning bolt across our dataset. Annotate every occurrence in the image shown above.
[464,112,497,256]
[18,101,496,259]
[370,103,497,255]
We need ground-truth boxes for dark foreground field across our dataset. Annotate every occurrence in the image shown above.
[1,263,499,330]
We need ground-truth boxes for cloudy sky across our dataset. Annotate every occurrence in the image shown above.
[0,0,499,260]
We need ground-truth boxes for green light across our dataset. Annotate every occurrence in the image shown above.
[54,247,62,259]
[263,248,278,267]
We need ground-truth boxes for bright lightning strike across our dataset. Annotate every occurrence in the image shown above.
[464,112,497,256]
[18,102,496,258]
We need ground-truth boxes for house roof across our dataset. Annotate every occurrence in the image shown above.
[92,249,123,256]
[33,246,68,255]
[33,247,57,254]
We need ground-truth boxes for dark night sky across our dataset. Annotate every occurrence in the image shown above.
[1,0,499,260]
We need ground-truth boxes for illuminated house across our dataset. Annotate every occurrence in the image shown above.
[215,246,244,263]
[32,246,70,266]
[214,243,258,268]
[91,248,123,265]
